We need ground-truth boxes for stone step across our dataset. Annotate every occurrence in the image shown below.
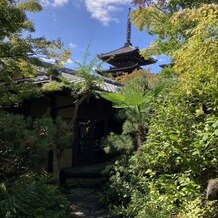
[60,163,108,185]
[65,177,106,189]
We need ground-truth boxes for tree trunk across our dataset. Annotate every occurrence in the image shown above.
[136,125,147,151]
[69,91,91,131]
[52,147,64,185]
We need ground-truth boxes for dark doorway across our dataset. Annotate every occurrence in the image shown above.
[73,119,106,166]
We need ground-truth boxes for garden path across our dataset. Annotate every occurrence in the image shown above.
[68,186,113,218]
[61,164,114,218]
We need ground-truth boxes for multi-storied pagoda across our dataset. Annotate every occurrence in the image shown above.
[98,8,156,77]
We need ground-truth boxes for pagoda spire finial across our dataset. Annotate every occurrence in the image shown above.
[125,8,132,46]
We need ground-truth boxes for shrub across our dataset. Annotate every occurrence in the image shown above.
[101,72,218,217]
[0,174,70,218]
[0,111,72,182]
[0,112,48,181]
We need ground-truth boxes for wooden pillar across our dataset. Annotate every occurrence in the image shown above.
[47,94,57,173]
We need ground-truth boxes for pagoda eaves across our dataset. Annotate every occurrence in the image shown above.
[98,45,155,67]
[97,63,141,75]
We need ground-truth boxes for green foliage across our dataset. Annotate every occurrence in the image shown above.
[101,73,150,109]
[101,2,218,217]
[0,112,72,182]
[0,174,70,218]
[42,81,64,92]
[103,133,134,155]
[102,73,218,216]
[17,0,42,12]
[34,116,72,152]
[101,73,160,215]
[172,4,218,96]
[102,73,157,150]
[0,112,71,216]
[31,116,72,179]
[0,112,47,181]
[61,46,103,97]
[0,0,70,107]
[131,1,218,61]
[0,83,42,106]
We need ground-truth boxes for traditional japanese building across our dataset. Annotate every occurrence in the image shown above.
[8,68,122,170]
[98,8,156,77]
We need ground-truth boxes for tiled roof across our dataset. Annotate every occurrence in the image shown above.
[58,70,121,92]
[97,79,121,92]
[98,45,137,59]
[14,68,121,93]
[98,45,156,68]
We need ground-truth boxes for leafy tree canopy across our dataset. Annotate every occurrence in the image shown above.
[131,1,217,57]
[0,0,70,106]
[131,1,218,95]
[102,1,218,217]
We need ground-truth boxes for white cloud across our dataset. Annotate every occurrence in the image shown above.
[65,58,74,64]
[40,0,70,7]
[40,57,56,64]
[40,0,131,25]
[153,55,171,63]
[40,0,82,7]
[69,43,77,49]
[84,0,132,25]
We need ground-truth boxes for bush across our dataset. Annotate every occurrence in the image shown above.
[101,73,218,217]
[0,112,49,181]
[0,111,72,182]
[0,174,70,218]
[101,2,218,217]
[0,112,71,217]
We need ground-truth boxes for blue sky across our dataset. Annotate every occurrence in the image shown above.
[28,0,170,73]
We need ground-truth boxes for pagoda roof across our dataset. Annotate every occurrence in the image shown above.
[98,45,156,67]
[98,45,137,59]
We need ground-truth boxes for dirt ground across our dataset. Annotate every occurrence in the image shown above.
[68,187,114,218]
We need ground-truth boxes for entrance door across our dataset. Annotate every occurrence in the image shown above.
[73,119,105,166]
